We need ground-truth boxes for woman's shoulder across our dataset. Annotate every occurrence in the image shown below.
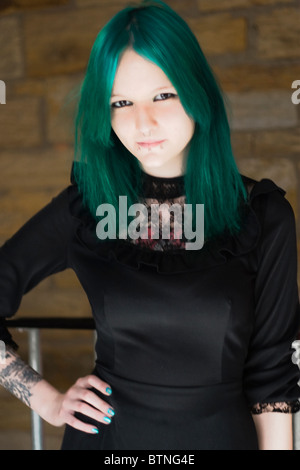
[240,173,288,206]
[240,173,296,236]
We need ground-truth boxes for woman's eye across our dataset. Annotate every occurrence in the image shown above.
[111,100,132,108]
[111,93,176,108]
[155,93,176,101]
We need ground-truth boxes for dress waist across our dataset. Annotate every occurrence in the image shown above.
[63,367,258,449]
[95,366,246,418]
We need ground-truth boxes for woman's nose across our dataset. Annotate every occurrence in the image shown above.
[134,105,157,134]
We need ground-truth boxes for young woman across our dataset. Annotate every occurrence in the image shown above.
[0,0,299,450]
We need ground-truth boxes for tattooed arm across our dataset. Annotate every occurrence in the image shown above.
[0,345,115,433]
[0,345,63,421]
[0,346,42,406]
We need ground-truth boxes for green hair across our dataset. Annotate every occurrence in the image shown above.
[73,0,248,242]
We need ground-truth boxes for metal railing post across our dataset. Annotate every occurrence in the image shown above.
[293,411,300,450]
[28,328,43,450]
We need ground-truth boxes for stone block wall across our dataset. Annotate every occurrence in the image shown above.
[0,0,299,449]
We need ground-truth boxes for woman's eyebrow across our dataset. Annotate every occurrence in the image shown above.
[111,85,174,99]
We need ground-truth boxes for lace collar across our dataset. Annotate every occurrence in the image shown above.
[140,170,185,200]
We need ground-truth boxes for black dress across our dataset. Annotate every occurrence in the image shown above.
[0,171,300,450]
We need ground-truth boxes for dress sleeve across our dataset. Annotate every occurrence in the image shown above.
[243,188,300,408]
[0,186,75,348]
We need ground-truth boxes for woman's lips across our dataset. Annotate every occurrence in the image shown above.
[137,140,166,148]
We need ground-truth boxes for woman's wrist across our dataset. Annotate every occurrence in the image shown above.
[30,379,65,427]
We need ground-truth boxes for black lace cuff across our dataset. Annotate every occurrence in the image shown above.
[251,400,300,414]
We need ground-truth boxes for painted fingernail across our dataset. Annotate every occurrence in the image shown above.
[103,416,111,424]
[91,427,99,434]
[107,408,115,416]
[106,387,112,395]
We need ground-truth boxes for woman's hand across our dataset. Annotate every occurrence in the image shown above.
[33,375,115,434]
[1,347,114,434]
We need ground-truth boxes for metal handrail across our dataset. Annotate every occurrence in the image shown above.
[5,317,95,330]
[4,317,96,450]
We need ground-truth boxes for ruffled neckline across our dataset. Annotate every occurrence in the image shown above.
[69,172,286,274]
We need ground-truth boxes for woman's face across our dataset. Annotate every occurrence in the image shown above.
[110,48,195,177]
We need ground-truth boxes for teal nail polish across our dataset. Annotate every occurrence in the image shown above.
[106,387,112,395]
[91,427,99,434]
[107,408,115,416]
[103,416,111,424]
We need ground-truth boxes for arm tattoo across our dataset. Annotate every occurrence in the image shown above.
[0,348,42,407]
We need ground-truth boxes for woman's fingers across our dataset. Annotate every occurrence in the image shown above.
[71,375,115,417]
[76,388,113,417]
[58,375,115,433]
[76,374,113,397]
[64,412,102,434]
[73,399,113,425]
